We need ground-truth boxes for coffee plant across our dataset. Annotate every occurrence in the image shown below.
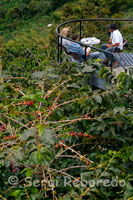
[0,40,133,200]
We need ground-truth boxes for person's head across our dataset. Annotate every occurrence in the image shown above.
[108,24,117,32]
[60,27,69,37]
[72,33,79,41]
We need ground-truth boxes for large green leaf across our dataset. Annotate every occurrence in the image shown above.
[20,128,36,141]
[40,128,55,145]
[93,95,102,104]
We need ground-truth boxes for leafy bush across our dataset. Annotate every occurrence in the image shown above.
[0,0,133,199]
[0,40,133,199]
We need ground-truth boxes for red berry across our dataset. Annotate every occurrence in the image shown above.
[12,167,18,173]
[55,143,59,148]
[23,100,29,105]
[0,125,6,132]
[49,111,53,115]
[29,101,34,106]
[72,120,76,123]
[74,132,77,136]
[85,133,89,137]
[79,132,83,136]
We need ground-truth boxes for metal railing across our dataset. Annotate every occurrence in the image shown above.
[56,18,133,72]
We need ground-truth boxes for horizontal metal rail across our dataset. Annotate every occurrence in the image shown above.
[56,18,133,72]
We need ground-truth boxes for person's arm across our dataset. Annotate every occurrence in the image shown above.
[79,46,85,56]
[79,46,91,57]
[82,47,91,56]
[86,47,91,56]
[108,38,112,44]
[107,32,120,47]
[107,43,120,48]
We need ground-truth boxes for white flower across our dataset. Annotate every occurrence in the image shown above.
[47,24,52,27]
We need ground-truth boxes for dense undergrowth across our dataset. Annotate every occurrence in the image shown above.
[0,39,133,199]
[0,0,133,199]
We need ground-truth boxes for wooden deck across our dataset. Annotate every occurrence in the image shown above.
[99,52,133,75]
[113,66,132,76]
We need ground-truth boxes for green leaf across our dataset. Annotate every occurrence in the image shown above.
[67,83,80,88]
[20,168,30,174]
[12,147,25,161]
[129,153,133,161]
[20,128,36,141]
[26,169,34,177]
[30,151,38,163]
[37,124,44,136]
[32,71,44,79]
[40,128,55,145]
[47,73,59,79]
[82,65,95,73]
[113,107,126,115]
[29,151,46,164]
[10,190,22,197]
[93,95,102,104]
[129,67,133,79]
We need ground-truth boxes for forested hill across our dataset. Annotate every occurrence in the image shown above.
[0,0,132,42]
[0,0,72,40]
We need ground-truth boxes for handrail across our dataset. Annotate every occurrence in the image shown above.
[56,18,133,72]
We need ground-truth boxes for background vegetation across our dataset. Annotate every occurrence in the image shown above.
[0,0,133,199]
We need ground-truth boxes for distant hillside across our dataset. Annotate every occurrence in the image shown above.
[0,0,132,40]
[0,0,72,41]
[0,0,132,53]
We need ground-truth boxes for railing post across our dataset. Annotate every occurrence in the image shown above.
[80,21,82,40]
[84,46,86,61]
[57,35,60,63]
[60,37,63,64]
[111,54,113,71]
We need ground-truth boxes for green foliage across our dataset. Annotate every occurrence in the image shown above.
[60,0,132,20]
[0,36,133,199]
[0,0,72,40]
[0,0,133,199]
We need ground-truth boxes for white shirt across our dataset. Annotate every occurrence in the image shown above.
[111,30,123,50]
[59,38,68,47]
[59,37,70,52]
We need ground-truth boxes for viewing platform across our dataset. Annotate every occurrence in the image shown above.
[56,18,133,77]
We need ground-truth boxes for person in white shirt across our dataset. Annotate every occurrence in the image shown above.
[101,24,123,67]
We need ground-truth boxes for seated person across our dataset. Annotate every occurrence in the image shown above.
[101,24,123,67]
[68,33,100,63]
[59,27,70,53]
